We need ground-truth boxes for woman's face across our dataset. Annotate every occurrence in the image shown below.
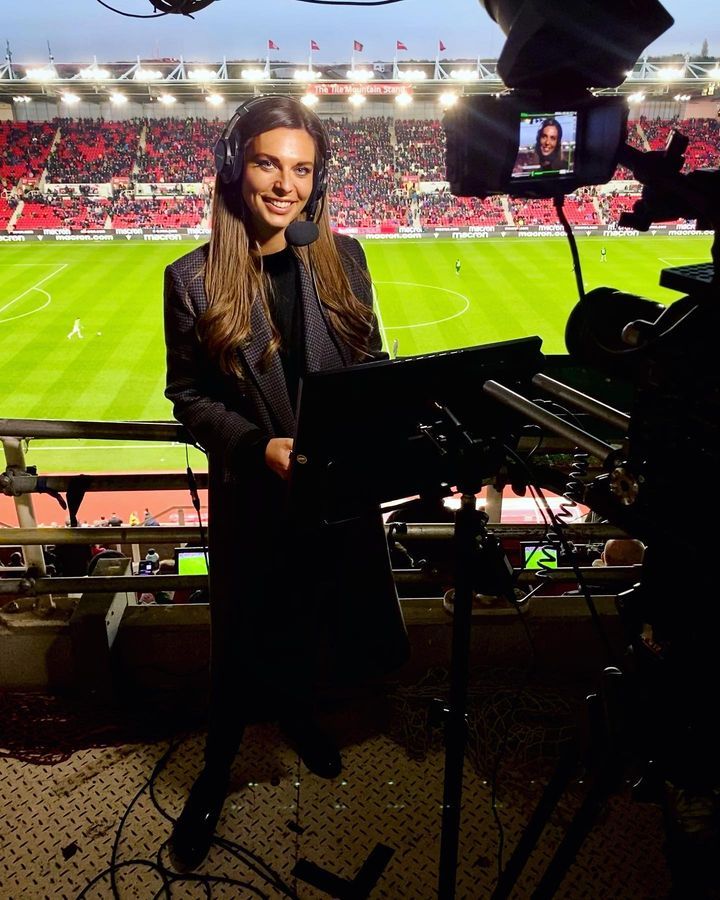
[241,126,316,253]
[539,124,559,158]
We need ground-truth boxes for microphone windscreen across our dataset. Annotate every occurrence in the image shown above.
[285,220,320,246]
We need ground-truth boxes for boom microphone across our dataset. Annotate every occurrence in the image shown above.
[285,220,320,246]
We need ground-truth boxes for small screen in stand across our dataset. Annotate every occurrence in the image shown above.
[176,548,209,576]
[522,544,558,570]
[511,111,577,180]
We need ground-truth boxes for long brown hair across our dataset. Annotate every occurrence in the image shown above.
[200,96,373,377]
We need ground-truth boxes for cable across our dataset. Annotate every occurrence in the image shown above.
[76,735,301,899]
[95,0,171,17]
[185,441,209,575]
[503,442,618,667]
[294,0,406,4]
[307,249,350,367]
[553,195,585,302]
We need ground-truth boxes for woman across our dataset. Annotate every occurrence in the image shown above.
[163,95,408,870]
[535,117,564,170]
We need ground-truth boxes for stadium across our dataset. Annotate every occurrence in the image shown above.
[1,0,720,896]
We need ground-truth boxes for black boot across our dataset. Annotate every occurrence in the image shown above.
[280,714,342,779]
[169,768,230,872]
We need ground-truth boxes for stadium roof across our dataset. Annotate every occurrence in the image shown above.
[1,54,718,108]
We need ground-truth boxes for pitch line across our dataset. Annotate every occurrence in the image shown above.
[27,443,181,452]
[373,280,471,330]
[657,257,707,266]
[0,264,68,317]
[371,283,388,349]
[0,289,52,323]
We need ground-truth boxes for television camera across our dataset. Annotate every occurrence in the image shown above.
[441,1,720,895]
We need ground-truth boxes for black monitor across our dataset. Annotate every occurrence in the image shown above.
[289,336,544,523]
[174,546,209,576]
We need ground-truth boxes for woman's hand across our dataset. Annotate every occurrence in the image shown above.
[265,437,294,480]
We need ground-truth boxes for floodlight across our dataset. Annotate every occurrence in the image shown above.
[109,92,127,105]
[189,68,217,81]
[658,67,684,80]
[301,93,319,107]
[134,68,163,81]
[450,69,479,81]
[294,69,321,81]
[61,93,80,105]
[241,68,267,81]
[346,69,374,81]
[348,94,366,107]
[26,67,58,81]
[401,69,426,81]
[158,93,176,105]
[395,91,413,107]
[439,91,458,109]
[205,93,224,106]
[80,66,110,80]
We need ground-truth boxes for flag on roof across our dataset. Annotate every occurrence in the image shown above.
[439,40,447,52]
[311,40,320,51]
[268,40,279,50]
[396,40,407,51]
[354,40,364,52]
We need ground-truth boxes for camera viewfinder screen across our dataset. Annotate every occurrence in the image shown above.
[511,111,577,179]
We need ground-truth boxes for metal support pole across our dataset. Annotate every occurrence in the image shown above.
[1,437,46,574]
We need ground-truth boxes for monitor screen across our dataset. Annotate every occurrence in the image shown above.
[521,543,558,570]
[175,547,209,576]
[511,111,577,180]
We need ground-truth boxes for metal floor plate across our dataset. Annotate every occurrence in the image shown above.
[0,689,671,900]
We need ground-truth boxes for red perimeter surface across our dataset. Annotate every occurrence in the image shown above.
[0,486,208,528]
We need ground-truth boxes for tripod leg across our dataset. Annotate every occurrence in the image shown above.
[531,753,621,900]
[491,747,579,900]
[437,493,481,900]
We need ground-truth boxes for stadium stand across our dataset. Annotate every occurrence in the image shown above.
[0,121,57,187]
[0,115,715,232]
[46,119,140,183]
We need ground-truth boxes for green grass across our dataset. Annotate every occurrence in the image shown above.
[0,235,712,473]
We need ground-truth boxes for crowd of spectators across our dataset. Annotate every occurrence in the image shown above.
[394,119,447,181]
[417,190,506,227]
[109,194,206,228]
[137,117,219,183]
[0,121,56,186]
[1,114,717,230]
[46,118,140,183]
[13,192,110,230]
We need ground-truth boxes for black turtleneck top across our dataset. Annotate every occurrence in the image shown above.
[262,244,305,413]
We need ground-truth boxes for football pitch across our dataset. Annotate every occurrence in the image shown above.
[0,234,712,474]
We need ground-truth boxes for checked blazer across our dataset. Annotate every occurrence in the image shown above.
[163,234,409,695]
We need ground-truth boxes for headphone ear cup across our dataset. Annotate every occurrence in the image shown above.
[306,151,329,221]
[213,137,232,184]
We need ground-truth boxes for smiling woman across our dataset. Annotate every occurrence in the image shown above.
[162,94,409,871]
[240,128,316,252]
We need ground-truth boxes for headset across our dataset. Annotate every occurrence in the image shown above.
[212,94,331,222]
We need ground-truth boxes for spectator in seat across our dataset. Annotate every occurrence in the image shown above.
[163,95,409,872]
[593,538,646,568]
[143,507,160,526]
